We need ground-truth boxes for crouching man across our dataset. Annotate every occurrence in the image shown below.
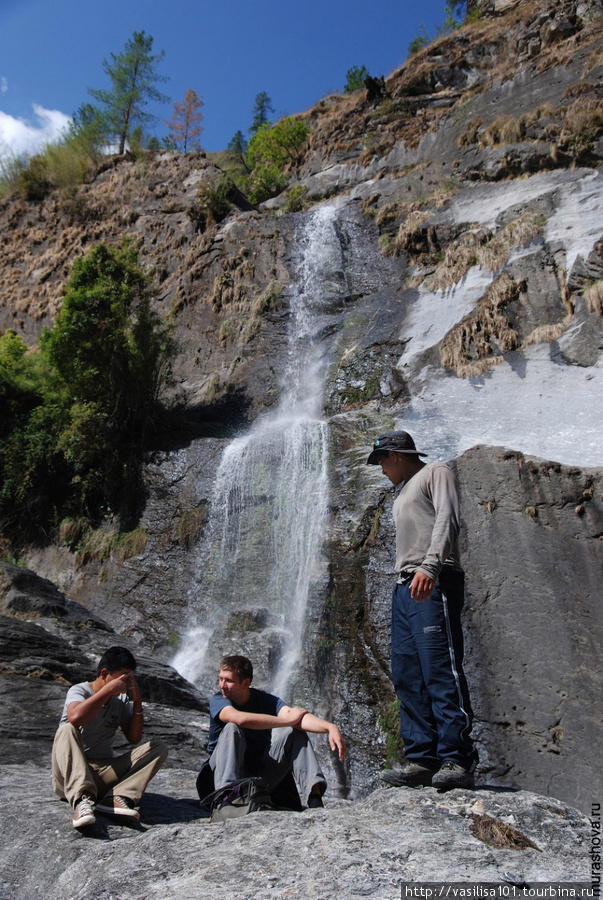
[201,655,345,810]
[51,646,168,829]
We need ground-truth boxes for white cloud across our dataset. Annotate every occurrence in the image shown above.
[1,78,7,94]
[0,103,71,159]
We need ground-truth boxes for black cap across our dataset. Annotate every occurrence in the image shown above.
[366,430,428,465]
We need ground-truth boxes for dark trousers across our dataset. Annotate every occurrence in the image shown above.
[391,568,478,771]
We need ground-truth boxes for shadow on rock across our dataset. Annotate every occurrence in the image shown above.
[138,791,210,825]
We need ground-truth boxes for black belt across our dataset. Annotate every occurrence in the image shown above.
[397,570,415,584]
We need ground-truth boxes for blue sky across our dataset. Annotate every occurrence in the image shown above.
[0,0,450,157]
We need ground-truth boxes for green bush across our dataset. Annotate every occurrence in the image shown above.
[0,239,176,544]
[247,118,310,170]
[0,153,25,197]
[190,176,237,231]
[244,118,310,204]
[344,65,370,93]
[244,163,289,206]
[283,185,308,213]
[2,103,107,201]
[44,140,93,191]
[17,155,52,201]
[408,27,430,56]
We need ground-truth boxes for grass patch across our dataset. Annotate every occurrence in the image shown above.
[457,95,603,162]
[60,522,149,567]
[241,280,284,343]
[176,506,207,549]
[379,696,405,766]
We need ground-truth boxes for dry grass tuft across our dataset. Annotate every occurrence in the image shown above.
[59,517,89,550]
[427,227,488,291]
[458,117,482,148]
[583,280,603,316]
[241,280,284,343]
[470,813,541,851]
[583,45,603,77]
[480,114,525,147]
[208,249,256,312]
[457,90,603,160]
[523,318,571,346]
[0,567,11,606]
[379,183,459,258]
[75,529,114,566]
[560,98,603,156]
[114,528,148,562]
[383,209,432,258]
[440,273,520,377]
[479,212,545,271]
[374,201,400,228]
[428,212,544,292]
[563,81,598,101]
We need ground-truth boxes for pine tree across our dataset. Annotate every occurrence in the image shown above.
[228,130,248,157]
[165,88,204,153]
[249,92,275,135]
[88,31,169,155]
[227,130,249,174]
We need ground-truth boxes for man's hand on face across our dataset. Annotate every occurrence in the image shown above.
[103,672,140,699]
[105,673,131,696]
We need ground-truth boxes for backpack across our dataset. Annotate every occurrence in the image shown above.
[203,777,274,823]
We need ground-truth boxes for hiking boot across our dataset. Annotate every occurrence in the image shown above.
[95,795,140,820]
[379,761,434,787]
[431,761,475,790]
[72,794,96,828]
[307,794,324,809]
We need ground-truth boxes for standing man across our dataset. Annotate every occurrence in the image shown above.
[201,655,345,809]
[367,431,478,789]
[52,646,168,828]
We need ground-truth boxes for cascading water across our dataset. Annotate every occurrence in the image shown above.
[173,203,345,698]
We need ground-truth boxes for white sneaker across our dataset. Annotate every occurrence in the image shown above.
[95,795,140,820]
[72,794,96,828]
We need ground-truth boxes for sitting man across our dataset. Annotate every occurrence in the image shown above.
[200,654,346,810]
[51,645,168,829]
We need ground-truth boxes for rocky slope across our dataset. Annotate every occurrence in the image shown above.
[0,5,602,891]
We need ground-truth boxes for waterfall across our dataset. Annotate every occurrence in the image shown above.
[173,204,344,697]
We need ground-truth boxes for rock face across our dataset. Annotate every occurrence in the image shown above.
[0,766,591,900]
[458,449,603,814]
[333,448,603,811]
[0,5,602,889]
[0,564,209,768]
[0,563,593,899]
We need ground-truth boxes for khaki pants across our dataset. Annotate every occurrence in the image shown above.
[51,723,168,808]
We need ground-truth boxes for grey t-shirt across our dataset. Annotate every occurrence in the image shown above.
[393,462,461,581]
[58,681,132,758]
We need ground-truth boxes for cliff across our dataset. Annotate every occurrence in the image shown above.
[0,1,601,893]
